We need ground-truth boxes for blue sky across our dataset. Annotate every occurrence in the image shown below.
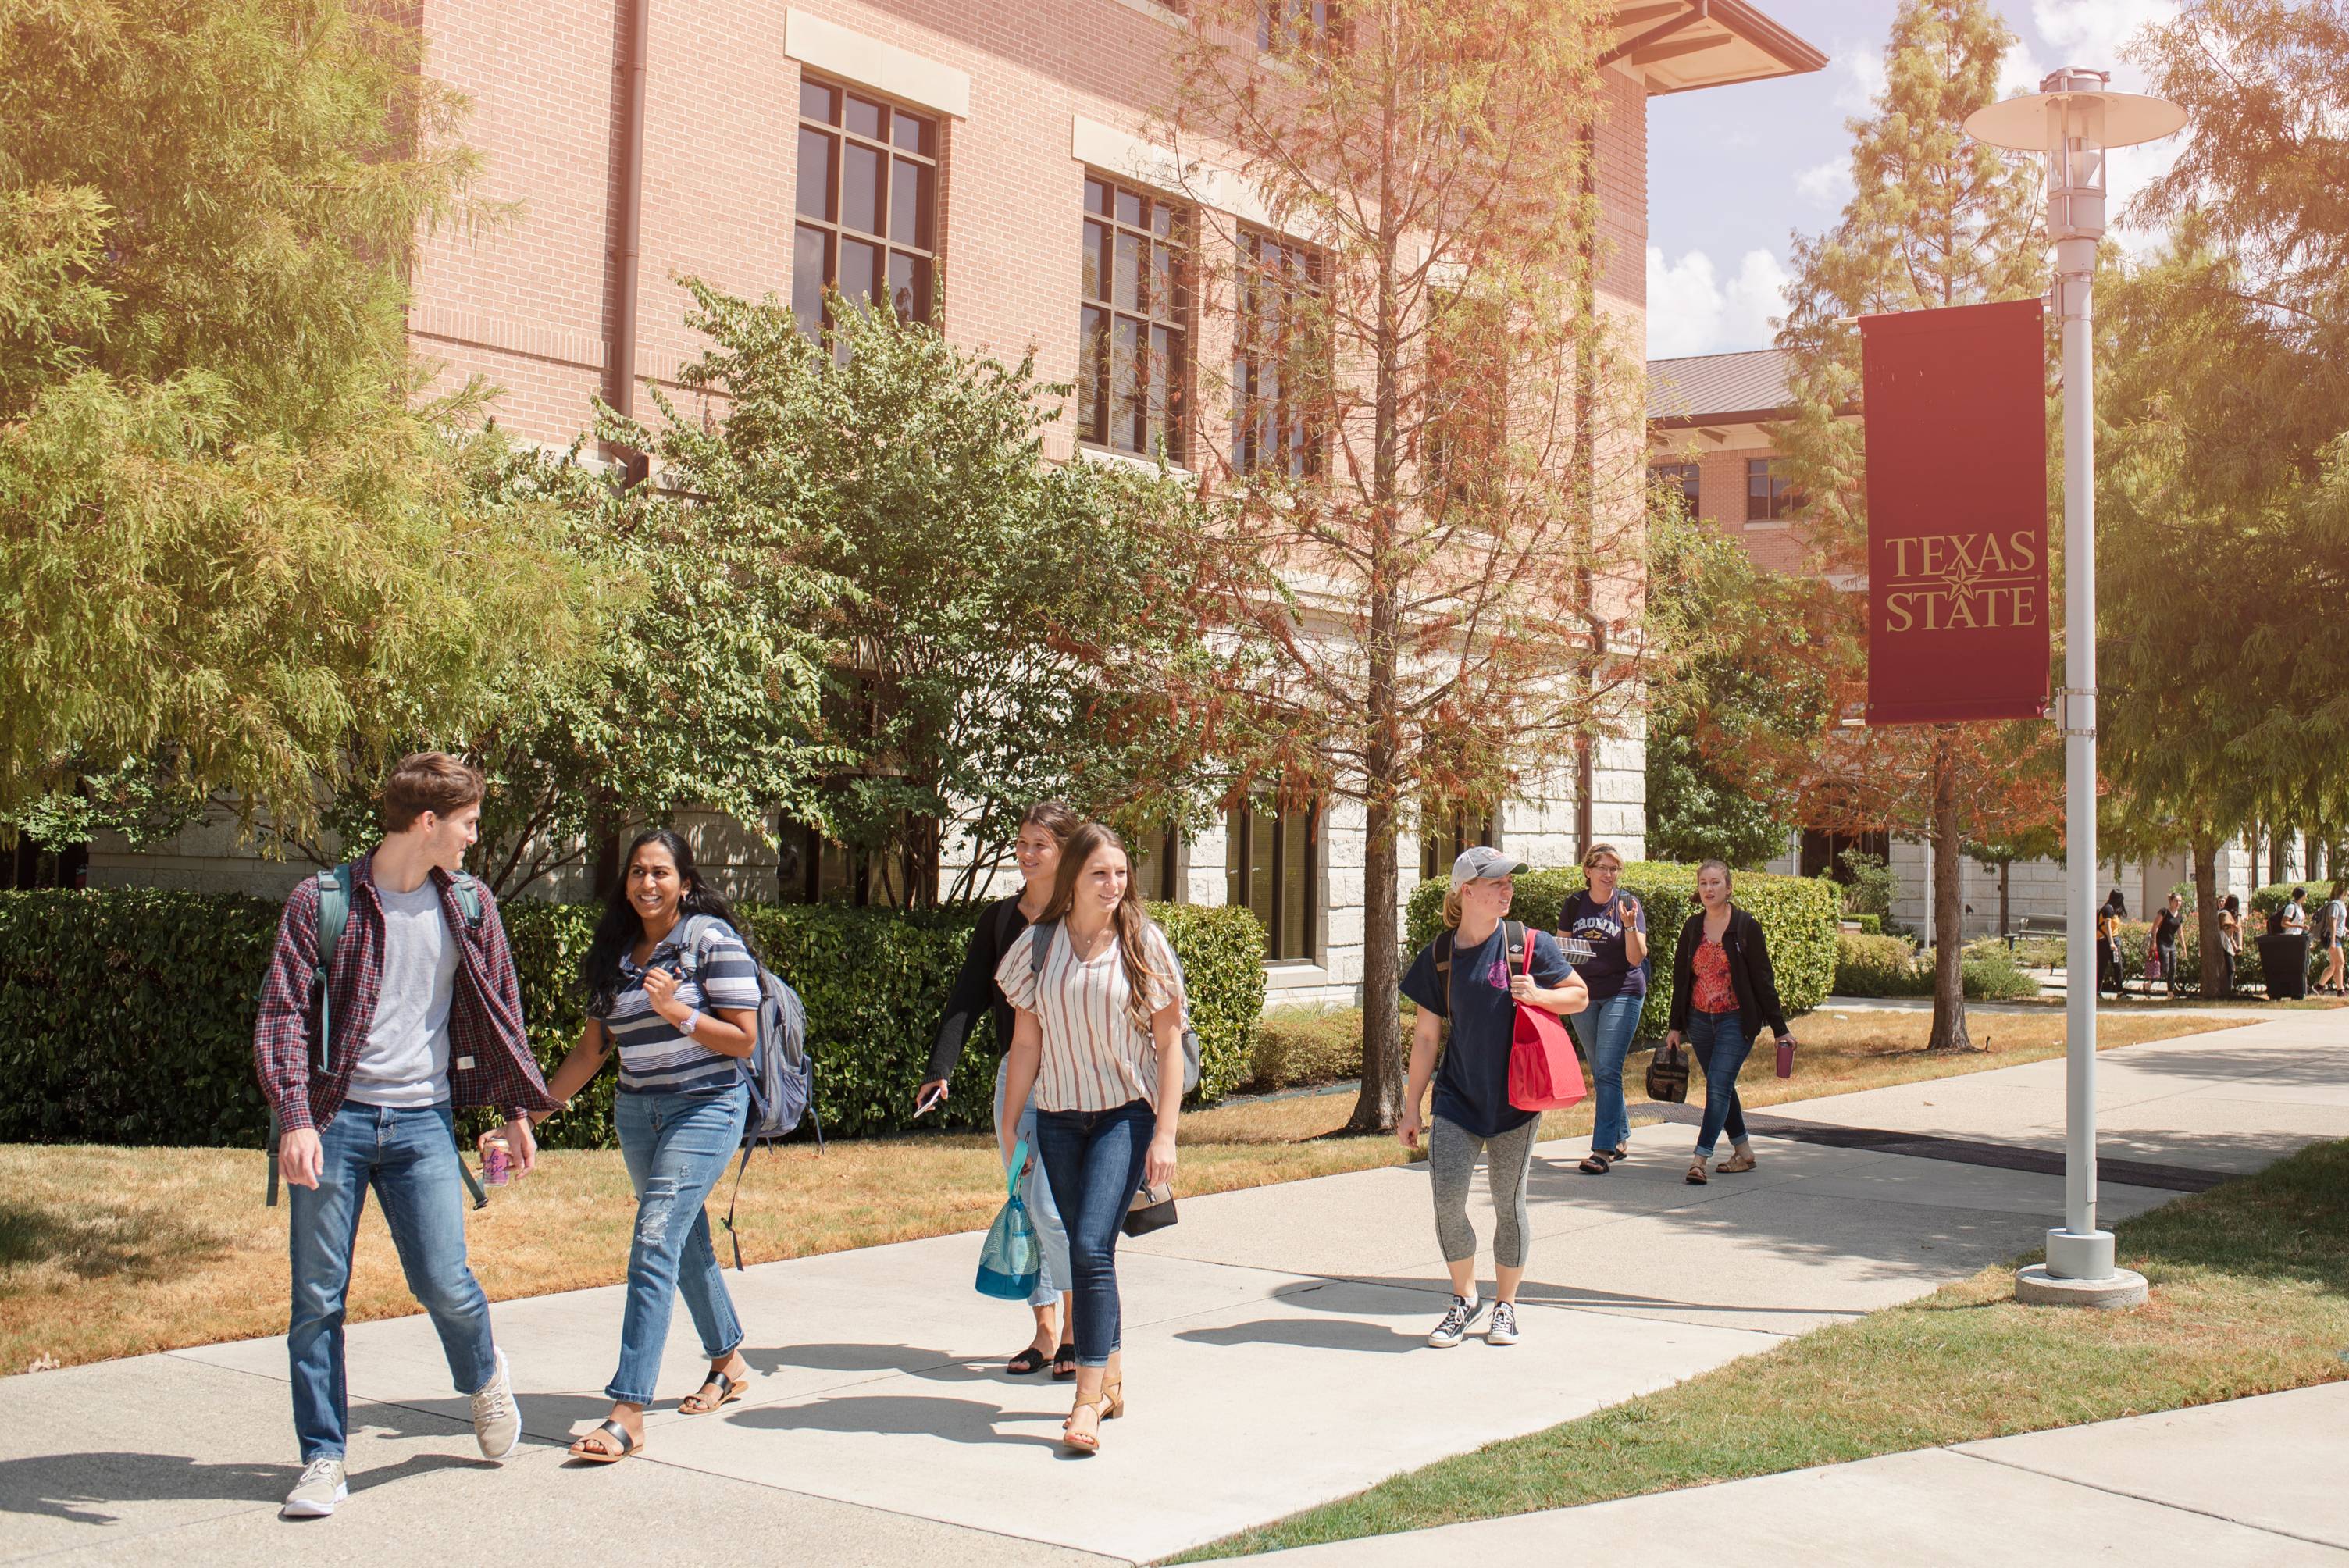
[1643,1,2187,360]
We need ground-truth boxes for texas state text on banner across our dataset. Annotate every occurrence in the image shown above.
[1860,297,2050,725]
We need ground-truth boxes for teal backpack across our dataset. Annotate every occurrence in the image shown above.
[263,863,489,1209]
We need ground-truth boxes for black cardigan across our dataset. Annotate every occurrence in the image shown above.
[924,896,1030,1084]
[1666,904,1791,1039]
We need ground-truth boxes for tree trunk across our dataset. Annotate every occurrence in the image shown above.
[2249,821,2263,889]
[2271,823,2292,883]
[1998,857,2011,938]
[1925,745,1972,1051]
[2192,830,2223,1000]
[1349,796,1405,1132]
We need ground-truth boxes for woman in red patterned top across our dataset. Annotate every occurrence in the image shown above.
[1664,860,1796,1186]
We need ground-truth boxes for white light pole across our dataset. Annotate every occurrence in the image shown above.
[1966,69,2182,1309]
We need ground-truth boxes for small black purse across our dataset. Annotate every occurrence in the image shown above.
[1124,1183,1178,1237]
[1644,1040,1691,1104]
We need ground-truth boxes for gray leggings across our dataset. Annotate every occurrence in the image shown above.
[1428,1114,1542,1270]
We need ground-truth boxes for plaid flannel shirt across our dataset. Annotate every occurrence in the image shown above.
[252,853,554,1133]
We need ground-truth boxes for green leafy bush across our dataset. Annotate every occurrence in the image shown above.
[0,891,1265,1147]
[1834,932,2041,1000]
[1405,862,1839,1039]
[1247,1007,1365,1092]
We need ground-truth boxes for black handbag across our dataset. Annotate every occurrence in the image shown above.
[1124,1183,1178,1237]
[1644,1040,1691,1104]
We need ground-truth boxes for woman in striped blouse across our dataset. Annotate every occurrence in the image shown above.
[996,821,1185,1456]
[533,829,764,1463]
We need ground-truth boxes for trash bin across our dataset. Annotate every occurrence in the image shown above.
[2257,932,2310,1000]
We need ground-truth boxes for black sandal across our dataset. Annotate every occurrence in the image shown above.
[1007,1343,1052,1376]
[1050,1342,1078,1381]
[1578,1151,1615,1174]
[679,1369,746,1414]
[569,1418,643,1463]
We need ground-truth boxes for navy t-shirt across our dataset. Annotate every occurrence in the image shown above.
[1560,891,1648,1000]
[1401,925,1575,1139]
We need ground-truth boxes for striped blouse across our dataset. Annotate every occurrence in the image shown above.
[996,921,1182,1113]
[604,918,763,1095]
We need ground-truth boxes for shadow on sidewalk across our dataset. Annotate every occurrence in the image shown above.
[0,1447,483,1527]
[727,1392,1064,1449]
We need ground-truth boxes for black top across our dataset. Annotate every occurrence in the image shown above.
[2153,908,2183,943]
[925,896,1032,1084]
[1666,905,1790,1040]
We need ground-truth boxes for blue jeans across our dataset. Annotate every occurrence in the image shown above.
[287,1103,497,1462]
[993,1057,1071,1310]
[1034,1099,1154,1369]
[1571,992,1645,1154]
[1688,1008,1752,1158]
[609,1085,748,1404]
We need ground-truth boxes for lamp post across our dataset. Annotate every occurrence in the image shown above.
[1966,70,2183,1308]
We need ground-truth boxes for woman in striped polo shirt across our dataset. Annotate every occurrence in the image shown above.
[533,829,764,1463]
[996,821,1185,1456]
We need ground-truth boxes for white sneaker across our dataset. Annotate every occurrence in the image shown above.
[1427,1295,1487,1348]
[1486,1301,1520,1345]
[471,1348,521,1460]
[281,1456,347,1518]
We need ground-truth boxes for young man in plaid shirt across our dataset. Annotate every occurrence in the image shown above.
[253,753,554,1517]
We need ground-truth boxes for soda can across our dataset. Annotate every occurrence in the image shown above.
[483,1135,511,1186]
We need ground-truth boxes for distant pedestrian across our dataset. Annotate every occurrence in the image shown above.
[2218,895,2242,997]
[917,802,1082,1378]
[2283,886,2309,935]
[536,829,765,1463]
[2096,891,2126,1000]
[995,822,1186,1455]
[2151,893,2183,1000]
[1562,843,1647,1176]
[252,753,547,1518]
[1665,861,1796,1187]
[2320,886,2346,996]
[1399,848,1587,1351]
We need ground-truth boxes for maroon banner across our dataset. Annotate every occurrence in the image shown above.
[1861,298,2049,725]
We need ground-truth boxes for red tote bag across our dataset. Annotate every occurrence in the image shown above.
[1507,935,1585,1112]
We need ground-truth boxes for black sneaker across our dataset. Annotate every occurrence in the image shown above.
[1427,1295,1487,1348]
[1486,1301,1520,1345]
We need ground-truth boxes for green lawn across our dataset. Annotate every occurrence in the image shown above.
[1174,1135,2349,1561]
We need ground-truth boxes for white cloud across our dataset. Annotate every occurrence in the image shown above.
[1646,247,1791,359]
[1832,44,1887,114]
[1796,157,1852,208]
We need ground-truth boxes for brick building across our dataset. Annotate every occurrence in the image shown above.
[1648,347,2279,937]
[87,2,1830,1002]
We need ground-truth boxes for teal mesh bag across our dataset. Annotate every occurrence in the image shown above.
[975,1138,1043,1301]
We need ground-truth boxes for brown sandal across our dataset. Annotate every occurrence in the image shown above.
[1685,1160,1709,1185]
[679,1367,747,1414]
[1062,1394,1110,1455]
[569,1418,643,1463]
[1716,1150,1758,1174]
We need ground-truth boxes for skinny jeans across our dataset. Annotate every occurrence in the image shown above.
[1688,1007,1752,1158]
[1035,1099,1154,1369]
[1570,992,1645,1155]
[607,1084,748,1405]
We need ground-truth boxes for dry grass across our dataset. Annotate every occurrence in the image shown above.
[0,1008,2233,1374]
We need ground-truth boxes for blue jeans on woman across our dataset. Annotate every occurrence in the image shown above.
[288,1103,498,1462]
[1571,992,1645,1155]
[608,1083,749,1404]
[1688,1007,1752,1158]
[994,1057,1071,1310]
[1034,1099,1154,1369]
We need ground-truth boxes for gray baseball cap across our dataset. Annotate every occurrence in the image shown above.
[1449,846,1528,888]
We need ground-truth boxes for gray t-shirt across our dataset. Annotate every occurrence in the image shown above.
[344,880,458,1108]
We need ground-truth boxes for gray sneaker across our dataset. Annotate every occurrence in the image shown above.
[471,1348,520,1460]
[1427,1295,1488,1348]
[281,1456,347,1518]
[1486,1301,1521,1345]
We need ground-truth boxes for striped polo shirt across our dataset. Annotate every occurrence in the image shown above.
[996,921,1182,1113]
[607,917,763,1095]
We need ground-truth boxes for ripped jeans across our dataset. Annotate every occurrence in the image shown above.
[608,1082,749,1404]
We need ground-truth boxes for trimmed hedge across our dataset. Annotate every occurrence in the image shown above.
[0,891,1265,1148]
[1833,933,2042,1000]
[1404,862,1839,1039]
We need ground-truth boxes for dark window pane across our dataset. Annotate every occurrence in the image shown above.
[888,251,932,323]
[1115,187,1142,226]
[793,225,829,340]
[799,79,838,123]
[1082,219,1108,301]
[1085,176,1110,216]
[838,237,880,308]
[1113,315,1142,451]
[843,141,882,234]
[1280,811,1310,957]
[891,157,933,250]
[844,94,884,140]
[893,109,934,155]
[1078,305,1107,441]
[1248,807,1274,934]
[797,128,836,220]
[1148,323,1175,458]
[1150,241,1174,321]
[1114,231,1142,311]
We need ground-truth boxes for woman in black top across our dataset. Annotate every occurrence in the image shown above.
[2151,893,2183,999]
[917,801,1080,1377]
[1664,861,1795,1186]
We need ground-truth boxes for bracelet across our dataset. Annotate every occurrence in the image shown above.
[679,1008,700,1037]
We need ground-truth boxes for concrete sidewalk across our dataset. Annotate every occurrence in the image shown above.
[2,1009,2342,1565]
[1268,1381,2349,1565]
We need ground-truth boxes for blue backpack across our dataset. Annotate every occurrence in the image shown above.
[675,914,819,1269]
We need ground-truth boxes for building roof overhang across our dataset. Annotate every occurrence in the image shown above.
[1606,1,1827,95]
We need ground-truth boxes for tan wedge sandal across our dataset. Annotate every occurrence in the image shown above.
[1063,1393,1112,1455]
